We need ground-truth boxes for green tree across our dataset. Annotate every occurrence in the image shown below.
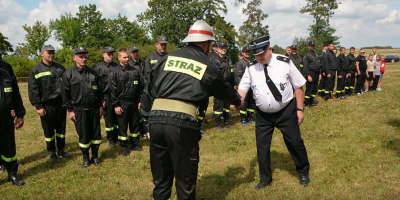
[17,21,51,57]
[0,31,13,59]
[50,12,84,48]
[299,0,340,44]
[106,14,150,47]
[292,36,324,57]
[272,44,285,55]
[238,0,269,47]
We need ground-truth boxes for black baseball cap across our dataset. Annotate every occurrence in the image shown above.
[241,46,250,52]
[249,35,270,55]
[41,45,55,51]
[308,41,315,46]
[290,44,298,49]
[218,42,227,48]
[238,52,243,56]
[212,42,218,47]
[102,46,115,53]
[73,47,89,55]
[156,36,168,44]
[129,45,139,52]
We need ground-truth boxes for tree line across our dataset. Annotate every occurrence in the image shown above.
[0,0,340,78]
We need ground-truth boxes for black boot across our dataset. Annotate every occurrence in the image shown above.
[311,97,318,107]
[57,149,70,158]
[8,171,24,186]
[91,145,101,166]
[130,135,143,151]
[49,150,58,162]
[81,151,90,168]
[121,146,130,156]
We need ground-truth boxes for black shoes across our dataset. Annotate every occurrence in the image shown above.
[81,152,90,168]
[81,160,90,168]
[305,104,312,108]
[49,151,58,162]
[121,147,130,156]
[225,124,234,129]
[131,145,143,151]
[8,171,24,186]
[299,175,310,186]
[91,158,101,166]
[254,181,272,190]
[108,140,117,148]
[200,129,209,134]
[215,125,225,132]
[57,150,70,158]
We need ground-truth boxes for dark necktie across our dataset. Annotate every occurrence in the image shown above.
[263,64,282,101]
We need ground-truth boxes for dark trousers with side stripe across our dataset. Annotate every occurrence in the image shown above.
[150,124,201,200]
[345,72,356,95]
[116,104,141,147]
[305,70,319,105]
[336,71,347,96]
[213,98,230,126]
[73,109,102,153]
[0,113,19,172]
[103,97,118,142]
[318,74,326,94]
[197,98,209,126]
[39,99,66,152]
[255,100,310,183]
[324,70,336,99]
[240,89,255,121]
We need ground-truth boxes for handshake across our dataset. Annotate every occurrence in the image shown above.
[234,94,245,113]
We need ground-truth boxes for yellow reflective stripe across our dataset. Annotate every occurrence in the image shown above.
[79,143,91,148]
[134,80,138,84]
[92,85,98,90]
[311,94,316,97]
[35,71,52,79]
[305,96,310,98]
[105,127,114,131]
[45,134,56,142]
[92,140,101,144]
[214,111,223,114]
[342,90,345,92]
[118,136,128,140]
[197,116,204,120]
[247,109,254,112]
[140,118,143,122]
[317,90,323,92]
[114,125,119,129]
[129,133,140,137]
[336,91,341,93]
[345,87,350,89]
[4,87,12,93]
[56,133,65,138]
[350,86,354,89]
[1,155,16,162]
[324,91,330,93]
[239,110,246,114]
[231,68,234,72]
[300,64,303,67]
[223,108,230,113]
[150,60,158,64]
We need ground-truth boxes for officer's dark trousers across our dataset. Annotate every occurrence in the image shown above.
[336,71,346,96]
[355,71,367,93]
[116,104,141,147]
[240,89,255,121]
[103,97,118,142]
[371,75,380,90]
[74,109,101,155]
[255,100,310,183]
[0,113,19,174]
[345,72,356,95]
[304,70,319,105]
[213,97,230,126]
[197,98,209,126]
[150,124,201,200]
[318,74,325,95]
[324,70,336,99]
[40,98,66,152]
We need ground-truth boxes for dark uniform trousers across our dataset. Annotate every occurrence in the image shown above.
[345,72,356,95]
[40,98,66,152]
[103,97,118,142]
[240,90,255,121]
[317,75,326,96]
[304,70,319,105]
[336,71,347,97]
[116,104,141,147]
[324,70,336,99]
[197,98,209,126]
[255,100,310,183]
[0,114,19,172]
[355,71,367,94]
[150,124,201,200]
[213,98,230,126]
[74,109,101,155]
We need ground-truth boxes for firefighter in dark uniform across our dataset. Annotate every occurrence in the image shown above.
[288,45,304,77]
[109,48,142,156]
[234,46,255,126]
[0,60,25,186]
[210,42,235,131]
[128,45,146,137]
[141,20,242,200]
[345,47,357,96]
[95,46,119,148]
[336,47,348,99]
[303,41,320,108]
[143,36,168,138]
[61,47,104,168]
[28,45,69,162]
[323,42,338,101]
[237,35,310,189]
[317,44,329,97]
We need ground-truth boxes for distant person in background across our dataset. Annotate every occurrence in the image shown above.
[285,46,291,56]
[377,55,386,91]
[336,47,347,99]
[333,48,337,56]
[238,52,243,60]
[365,54,374,92]
[323,42,338,101]
[371,54,381,91]
[372,47,378,61]
[289,45,304,77]
[345,47,357,96]
[318,44,329,97]
[355,49,368,95]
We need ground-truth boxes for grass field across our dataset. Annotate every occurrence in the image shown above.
[355,48,400,55]
[1,62,400,199]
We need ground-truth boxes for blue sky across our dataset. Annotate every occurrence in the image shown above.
[1,0,400,50]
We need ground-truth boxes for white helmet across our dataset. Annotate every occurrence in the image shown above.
[182,20,215,43]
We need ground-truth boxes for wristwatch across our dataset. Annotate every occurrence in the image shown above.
[297,107,304,112]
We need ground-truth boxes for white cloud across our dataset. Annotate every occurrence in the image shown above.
[376,10,400,24]
[98,0,148,21]
[0,0,27,24]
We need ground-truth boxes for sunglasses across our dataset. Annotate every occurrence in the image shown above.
[360,52,365,54]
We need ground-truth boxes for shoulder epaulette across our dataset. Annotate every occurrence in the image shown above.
[251,59,258,66]
[277,56,290,63]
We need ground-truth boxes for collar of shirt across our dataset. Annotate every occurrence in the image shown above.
[41,61,53,67]
[74,65,87,73]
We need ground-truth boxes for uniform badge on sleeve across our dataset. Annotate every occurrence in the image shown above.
[280,83,285,91]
